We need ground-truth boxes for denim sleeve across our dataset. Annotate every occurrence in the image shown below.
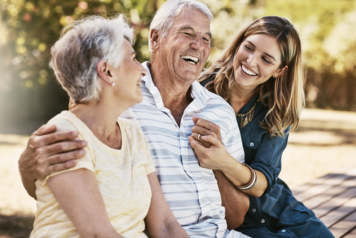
[249,128,290,193]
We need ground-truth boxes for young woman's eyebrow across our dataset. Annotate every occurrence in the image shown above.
[247,40,276,62]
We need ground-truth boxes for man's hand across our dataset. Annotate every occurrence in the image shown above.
[18,124,87,199]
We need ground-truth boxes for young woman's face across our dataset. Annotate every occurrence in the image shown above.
[233,34,286,90]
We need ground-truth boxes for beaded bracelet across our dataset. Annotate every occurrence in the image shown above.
[237,163,257,190]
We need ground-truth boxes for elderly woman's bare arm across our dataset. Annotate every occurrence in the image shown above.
[145,172,189,238]
[47,169,123,238]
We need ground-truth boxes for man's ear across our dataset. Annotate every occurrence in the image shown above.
[97,60,113,85]
[150,29,160,51]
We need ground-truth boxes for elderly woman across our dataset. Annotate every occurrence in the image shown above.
[30,15,188,238]
[189,16,333,237]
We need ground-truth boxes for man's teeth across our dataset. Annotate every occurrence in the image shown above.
[136,81,141,86]
[242,65,257,76]
[181,55,199,65]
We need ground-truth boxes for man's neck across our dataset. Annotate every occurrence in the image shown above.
[150,62,194,126]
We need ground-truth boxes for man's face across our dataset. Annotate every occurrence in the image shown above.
[157,8,211,83]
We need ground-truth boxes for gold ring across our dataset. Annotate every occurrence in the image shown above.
[197,133,201,142]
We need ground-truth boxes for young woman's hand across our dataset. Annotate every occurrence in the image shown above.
[189,133,236,172]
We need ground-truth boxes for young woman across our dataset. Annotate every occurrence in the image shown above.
[30,15,188,238]
[189,16,334,238]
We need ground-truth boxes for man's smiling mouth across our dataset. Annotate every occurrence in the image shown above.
[180,55,199,65]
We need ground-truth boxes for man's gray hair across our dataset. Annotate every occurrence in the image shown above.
[50,15,134,103]
[149,0,213,52]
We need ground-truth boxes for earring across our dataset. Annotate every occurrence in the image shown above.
[112,82,115,86]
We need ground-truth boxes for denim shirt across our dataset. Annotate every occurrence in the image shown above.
[237,94,290,194]
[200,79,314,231]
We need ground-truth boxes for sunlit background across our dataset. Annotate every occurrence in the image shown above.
[1,0,356,237]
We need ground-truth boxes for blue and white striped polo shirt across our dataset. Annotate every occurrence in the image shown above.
[121,62,245,238]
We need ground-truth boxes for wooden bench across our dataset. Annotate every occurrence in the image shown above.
[292,163,356,237]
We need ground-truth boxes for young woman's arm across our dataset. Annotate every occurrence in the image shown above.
[145,172,189,238]
[47,169,123,238]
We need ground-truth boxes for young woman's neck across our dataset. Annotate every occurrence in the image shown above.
[230,84,259,113]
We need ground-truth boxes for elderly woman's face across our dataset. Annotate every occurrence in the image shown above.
[233,34,286,90]
[110,40,147,105]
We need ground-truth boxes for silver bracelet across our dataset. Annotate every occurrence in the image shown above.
[237,163,257,190]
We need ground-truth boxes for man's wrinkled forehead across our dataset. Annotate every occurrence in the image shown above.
[171,8,212,36]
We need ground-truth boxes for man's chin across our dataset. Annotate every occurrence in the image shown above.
[178,70,201,82]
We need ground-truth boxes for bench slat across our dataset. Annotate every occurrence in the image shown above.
[343,227,356,238]
[303,179,356,211]
[329,210,356,237]
[319,196,356,228]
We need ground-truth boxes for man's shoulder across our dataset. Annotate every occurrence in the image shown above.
[194,81,230,103]
[194,81,235,117]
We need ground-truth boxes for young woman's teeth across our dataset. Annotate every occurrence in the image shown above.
[136,81,141,86]
[242,65,257,76]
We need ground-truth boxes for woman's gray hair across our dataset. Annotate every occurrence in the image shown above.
[148,0,213,52]
[50,15,134,103]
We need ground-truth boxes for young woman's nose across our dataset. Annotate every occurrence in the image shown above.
[247,52,258,67]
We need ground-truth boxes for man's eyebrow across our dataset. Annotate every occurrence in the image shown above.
[179,25,212,39]
[247,40,276,62]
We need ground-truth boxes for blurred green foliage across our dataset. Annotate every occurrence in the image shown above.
[0,0,356,133]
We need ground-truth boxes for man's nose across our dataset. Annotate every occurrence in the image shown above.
[191,34,204,51]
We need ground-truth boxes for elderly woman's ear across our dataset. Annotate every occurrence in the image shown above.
[97,60,114,85]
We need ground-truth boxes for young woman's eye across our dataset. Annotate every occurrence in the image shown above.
[263,57,271,64]
[245,45,253,51]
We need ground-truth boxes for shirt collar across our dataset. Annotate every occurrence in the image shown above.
[141,61,213,111]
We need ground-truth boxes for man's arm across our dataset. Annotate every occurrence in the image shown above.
[48,169,122,237]
[18,124,87,199]
[191,116,249,229]
[145,172,189,238]
[214,170,249,229]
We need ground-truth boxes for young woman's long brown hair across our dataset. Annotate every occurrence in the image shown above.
[199,16,305,137]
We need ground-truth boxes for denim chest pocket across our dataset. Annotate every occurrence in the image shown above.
[241,131,263,149]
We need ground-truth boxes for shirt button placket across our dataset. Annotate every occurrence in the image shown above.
[261,219,265,224]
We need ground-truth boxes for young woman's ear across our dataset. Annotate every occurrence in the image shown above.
[273,66,288,78]
[97,60,113,85]
[150,29,160,51]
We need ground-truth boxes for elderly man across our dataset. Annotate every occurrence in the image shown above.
[19,0,250,237]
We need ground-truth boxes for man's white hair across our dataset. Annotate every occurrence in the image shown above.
[50,15,134,103]
[149,0,213,52]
